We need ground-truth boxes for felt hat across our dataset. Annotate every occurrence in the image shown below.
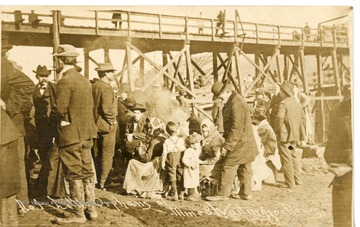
[211,80,227,101]
[95,63,116,72]
[33,65,51,77]
[53,44,79,57]
[130,103,147,112]
[121,97,136,108]
[280,80,294,97]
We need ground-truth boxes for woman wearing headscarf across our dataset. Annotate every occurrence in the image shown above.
[122,117,167,199]
[198,119,224,180]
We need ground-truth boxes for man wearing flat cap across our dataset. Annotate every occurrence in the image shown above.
[207,80,258,201]
[32,65,59,196]
[53,44,98,223]
[92,63,118,190]
[275,80,306,189]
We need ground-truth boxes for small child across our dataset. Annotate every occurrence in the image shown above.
[161,121,186,201]
[182,133,202,202]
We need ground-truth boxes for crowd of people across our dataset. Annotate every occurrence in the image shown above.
[0,40,352,226]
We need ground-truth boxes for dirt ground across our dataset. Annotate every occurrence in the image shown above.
[18,157,334,227]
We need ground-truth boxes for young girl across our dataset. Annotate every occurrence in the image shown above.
[182,133,202,201]
[161,121,186,201]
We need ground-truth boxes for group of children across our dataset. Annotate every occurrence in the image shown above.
[161,121,203,202]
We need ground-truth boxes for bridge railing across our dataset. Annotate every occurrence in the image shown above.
[1,9,349,47]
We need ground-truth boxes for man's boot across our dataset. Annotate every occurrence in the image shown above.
[55,179,86,224]
[83,178,98,220]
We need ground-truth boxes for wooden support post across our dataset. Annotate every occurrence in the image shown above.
[255,53,260,87]
[283,53,289,81]
[140,56,145,83]
[299,47,309,93]
[119,53,127,84]
[84,49,90,79]
[234,45,244,96]
[104,48,111,63]
[185,44,195,93]
[163,50,169,88]
[212,51,218,82]
[331,48,341,96]
[316,52,326,144]
[52,10,60,81]
[126,42,134,91]
[276,51,281,83]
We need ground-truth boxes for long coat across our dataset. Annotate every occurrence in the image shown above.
[275,96,306,143]
[92,80,118,133]
[222,93,258,166]
[56,68,97,147]
[1,109,22,198]
[324,99,352,166]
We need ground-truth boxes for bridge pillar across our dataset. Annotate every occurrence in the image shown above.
[299,47,309,93]
[52,10,61,81]
[212,51,219,82]
[331,48,341,96]
[84,49,89,79]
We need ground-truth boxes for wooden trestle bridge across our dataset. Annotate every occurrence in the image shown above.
[1,9,351,144]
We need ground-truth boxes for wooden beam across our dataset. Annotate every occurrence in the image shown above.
[84,49,89,79]
[316,53,323,91]
[240,49,278,96]
[288,54,303,81]
[140,57,145,82]
[212,51,218,82]
[185,44,195,93]
[104,48,111,63]
[299,47,309,93]
[127,42,186,91]
[234,45,244,96]
[331,49,341,96]
[126,42,134,91]
[163,50,169,88]
[88,55,100,66]
[127,43,212,119]
[191,59,206,76]
[118,53,127,84]
[170,53,184,91]
[52,10,60,81]
[283,53,289,81]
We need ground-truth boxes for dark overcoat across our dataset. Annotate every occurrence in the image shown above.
[222,92,259,165]
[92,80,118,133]
[56,68,97,147]
[1,109,22,198]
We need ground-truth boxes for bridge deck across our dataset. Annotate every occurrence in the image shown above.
[1,9,349,56]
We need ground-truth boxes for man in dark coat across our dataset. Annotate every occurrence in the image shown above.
[275,80,306,189]
[207,81,258,201]
[0,108,22,226]
[54,44,98,224]
[324,85,352,227]
[1,41,35,205]
[92,63,118,190]
[32,65,59,196]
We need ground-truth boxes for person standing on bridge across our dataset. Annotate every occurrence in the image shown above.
[206,80,258,201]
[112,11,122,29]
[53,44,98,224]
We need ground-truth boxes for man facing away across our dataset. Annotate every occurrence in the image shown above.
[92,63,118,190]
[275,80,306,189]
[206,80,258,201]
[324,85,352,227]
[53,44,98,224]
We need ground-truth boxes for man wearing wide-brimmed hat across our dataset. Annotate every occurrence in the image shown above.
[275,80,306,189]
[32,65,60,197]
[123,103,148,165]
[206,80,258,201]
[92,63,118,191]
[53,44,98,223]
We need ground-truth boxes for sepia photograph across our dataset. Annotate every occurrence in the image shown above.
[0,3,355,227]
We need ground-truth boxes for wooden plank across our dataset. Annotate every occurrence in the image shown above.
[84,50,90,79]
[191,59,206,76]
[234,46,244,96]
[88,55,99,66]
[126,42,134,91]
[299,48,309,93]
[331,49,341,96]
[212,51,218,82]
[185,45,195,92]
[52,11,60,81]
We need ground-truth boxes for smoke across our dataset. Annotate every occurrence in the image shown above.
[147,88,189,136]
